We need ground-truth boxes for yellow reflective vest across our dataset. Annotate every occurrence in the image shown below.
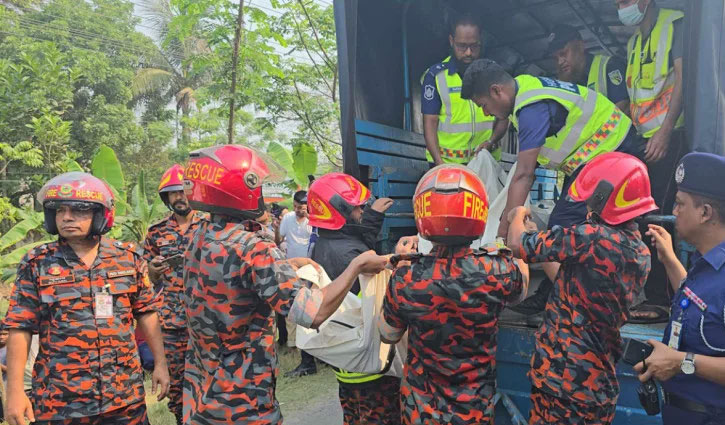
[625,8,685,138]
[423,56,498,163]
[588,54,612,98]
[510,75,632,175]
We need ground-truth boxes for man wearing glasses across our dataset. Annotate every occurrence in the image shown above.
[421,14,508,166]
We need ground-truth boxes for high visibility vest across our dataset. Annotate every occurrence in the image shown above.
[588,54,612,98]
[333,291,384,385]
[625,8,685,138]
[510,75,632,176]
[423,56,497,163]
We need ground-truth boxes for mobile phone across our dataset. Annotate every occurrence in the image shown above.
[163,253,184,269]
[621,338,654,366]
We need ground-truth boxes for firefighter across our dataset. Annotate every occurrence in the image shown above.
[377,164,529,425]
[181,145,389,424]
[143,164,206,425]
[507,152,655,425]
[4,172,169,425]
[306,172,400,425]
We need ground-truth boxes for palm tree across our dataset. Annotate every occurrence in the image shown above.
[131,0,210,148]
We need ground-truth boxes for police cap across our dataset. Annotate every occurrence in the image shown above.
[675,152,725,201]
[547,24,582,55]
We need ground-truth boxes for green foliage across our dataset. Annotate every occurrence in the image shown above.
[292,142,317,188]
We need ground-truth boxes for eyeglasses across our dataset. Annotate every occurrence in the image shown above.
[453,42,481,53]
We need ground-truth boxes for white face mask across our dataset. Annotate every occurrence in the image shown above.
[618,0,648,26]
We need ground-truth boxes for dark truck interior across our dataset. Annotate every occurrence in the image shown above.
[334,0,725,315]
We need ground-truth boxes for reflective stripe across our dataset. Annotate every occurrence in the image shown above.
[590,54,610,97]
[334,369,383,384]
[515,88,598,168]
[436,71,453,127]
[559,109,629,174]
[438,120,494,133]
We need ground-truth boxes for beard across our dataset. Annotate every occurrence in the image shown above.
[172,202,192,216]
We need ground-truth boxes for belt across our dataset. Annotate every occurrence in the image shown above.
[664,391,715,415]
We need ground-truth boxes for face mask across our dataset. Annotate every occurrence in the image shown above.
[618,1,647,26]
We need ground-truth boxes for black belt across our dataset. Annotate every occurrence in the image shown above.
[664,391,714,415]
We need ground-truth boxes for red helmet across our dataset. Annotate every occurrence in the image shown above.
[414,165,488,245]
[569,152,657,225]
[183,145,285,219]
[308,173,372,230]
[158,164,185,206]
[37,172,115,235]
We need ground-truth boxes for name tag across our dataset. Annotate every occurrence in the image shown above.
[107,269,135,279]
[39,274,75,286]
[156,239,171,247]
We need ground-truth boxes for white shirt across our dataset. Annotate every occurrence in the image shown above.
[279,211,312,259]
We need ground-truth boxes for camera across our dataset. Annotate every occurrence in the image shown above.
[622,338,661,416]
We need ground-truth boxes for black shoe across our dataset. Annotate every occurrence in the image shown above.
[509,279,552,315]
[284,363,317,378]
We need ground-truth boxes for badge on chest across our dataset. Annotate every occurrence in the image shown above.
[95,284,113,319]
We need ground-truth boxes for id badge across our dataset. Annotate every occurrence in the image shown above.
[668,321,682,349]
[95,293,113,319]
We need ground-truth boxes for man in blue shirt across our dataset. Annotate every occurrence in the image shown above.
[636,152,725,425]
[548,25,630,114]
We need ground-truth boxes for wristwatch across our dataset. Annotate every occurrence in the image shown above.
[681,352,696,375]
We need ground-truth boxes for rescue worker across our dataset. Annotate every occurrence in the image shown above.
[377,164,528,424]
[181,145,389,424]
[421,14,509,166]
[616,0,688,320]
[143,164,206,425]
[307,173,400,425]
[548,24,630,113]
[3,172,169,425]
[507,152,655,425]
[635,152,725,424]
[460,59,646,315]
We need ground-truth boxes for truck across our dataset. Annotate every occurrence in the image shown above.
[332,0,725,423]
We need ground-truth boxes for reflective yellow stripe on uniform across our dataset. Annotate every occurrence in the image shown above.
[588,54,611,98]
[625,8,684,138]
[510,75,632,176]
[424,56,497,163]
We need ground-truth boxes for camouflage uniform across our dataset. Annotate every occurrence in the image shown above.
[518,221,651,425]
[4,237,160,424]
[379,244,524,425]
[143,211,206,423]
[182,216,322,425]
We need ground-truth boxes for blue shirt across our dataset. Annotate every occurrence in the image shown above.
[662,240,725,408]
[421,56,463,115]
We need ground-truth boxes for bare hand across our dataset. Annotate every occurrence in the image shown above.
[151,363,171,401]
[354,250,390,275]
[474,140,498,156]
[507,206,531,224]
[634,339,685,383]
[286,257,323,273]
[646,224,676,262]
[645,130,671,163]
[395,236,419,255]
[6,390,35,425]
[371,198,394,213]
[148,255,169,276]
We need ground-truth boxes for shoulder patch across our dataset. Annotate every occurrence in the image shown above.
[608,69,623,86]
[423,84,436,100]
[24,242,54,262]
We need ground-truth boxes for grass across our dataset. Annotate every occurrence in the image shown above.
[1,345,338,425]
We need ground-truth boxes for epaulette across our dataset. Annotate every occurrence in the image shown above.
[24,242,54,262]
[113,239,141,256]
[148,214,172,229]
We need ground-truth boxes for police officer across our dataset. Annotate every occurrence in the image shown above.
[548,24,629,114]
[143,164,206,425]
[307,173,400,425]
[181,145,389,424]
[378,164,528,424]
[508,153,655,425]
[636,153,725,425]
[4,172,169,425]
[461,59,646,315]
[421,14,508,165]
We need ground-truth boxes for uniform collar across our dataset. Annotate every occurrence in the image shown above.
[447,55,459,76]
[697,240,725,271]
[54,236,114,264]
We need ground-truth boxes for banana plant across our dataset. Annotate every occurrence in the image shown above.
[0,209,53,283]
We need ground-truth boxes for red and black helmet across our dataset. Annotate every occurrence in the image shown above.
[569,152,657,225]
[158,164,185,207]
[308,173,373,230]
[183,145,285,220]
[414,165,489,245]
[37,172,115,235]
